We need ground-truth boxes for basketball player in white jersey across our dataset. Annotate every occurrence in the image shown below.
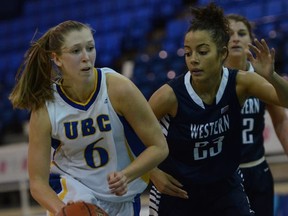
[9,20,168,216]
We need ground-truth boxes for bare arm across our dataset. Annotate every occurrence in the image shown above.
[148,84,178,119]
[29,107,65,214]
[266,104,288,155]
[107,73,169,194]
[148,84,188,199]
[246,39,288,107]
[236,71,281,106]
[266,72,288,107]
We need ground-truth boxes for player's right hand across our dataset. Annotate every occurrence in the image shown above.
[150,168,188,199]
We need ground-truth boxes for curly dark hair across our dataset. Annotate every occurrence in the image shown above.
[187,3,230,52]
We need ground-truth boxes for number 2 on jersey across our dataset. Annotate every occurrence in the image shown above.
[242,118,254,144]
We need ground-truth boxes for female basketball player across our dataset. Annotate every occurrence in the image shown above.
[9,20,168,216]
[224,14,288,216]
[148,3,288,216]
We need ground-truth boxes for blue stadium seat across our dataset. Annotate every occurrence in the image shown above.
[95,32,123,66]
[2,0,288,139]
[98,0,117,14]
[258,22,276,38]
[197,0,213,6]
[23,0,39,15]
[115,13,133,30]
[114,1,132,11]
[265,0,285,16]
[99,16,117,33]
[162,19,188,54]
[274,194,288,216]
[162,40,179,54]
[242,3,265,21]
[165,19,189,41]
[279,19,288,33]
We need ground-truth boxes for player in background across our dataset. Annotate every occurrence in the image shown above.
[224,14,288,216]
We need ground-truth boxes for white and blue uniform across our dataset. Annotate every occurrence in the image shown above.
[46,67,148,216]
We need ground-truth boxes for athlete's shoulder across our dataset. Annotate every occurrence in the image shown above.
[97,67,118,74]
[97,67,128,81]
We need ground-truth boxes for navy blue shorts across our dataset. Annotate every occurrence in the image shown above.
[240,160,274,216]
[154,170,254,216]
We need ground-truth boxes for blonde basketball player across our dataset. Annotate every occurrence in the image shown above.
[9,20,168,216]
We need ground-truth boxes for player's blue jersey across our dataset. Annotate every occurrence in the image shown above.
[240,97,266,163]
[239,64,266,163]
[158,68,242,184]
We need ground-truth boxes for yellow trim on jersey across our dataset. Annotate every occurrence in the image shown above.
[59,68,98,106]
[58,177,68,201]
[47,178,67,216]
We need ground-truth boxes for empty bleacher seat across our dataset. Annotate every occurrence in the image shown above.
[242,2,265,21]
[265,0,285,16]
[165,19,189,41]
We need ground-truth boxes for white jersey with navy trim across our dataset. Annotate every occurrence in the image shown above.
[46,67,148,203]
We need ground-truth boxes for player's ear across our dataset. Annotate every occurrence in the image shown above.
[51,52,62,67]
[221,46,228,62]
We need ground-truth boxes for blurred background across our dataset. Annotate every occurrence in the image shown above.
[0,0,287,215]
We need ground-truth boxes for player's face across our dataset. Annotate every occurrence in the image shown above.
[228,20,252,58]
[55,28,96,84]
[184,30,225,83]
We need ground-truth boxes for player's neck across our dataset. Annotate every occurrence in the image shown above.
[225,56,248,71]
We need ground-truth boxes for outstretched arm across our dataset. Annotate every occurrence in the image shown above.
[247,39,288,107]
[267,104,288,155]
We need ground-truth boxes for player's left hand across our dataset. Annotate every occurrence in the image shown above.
[247,38,275,80]
[107,171,128,196]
